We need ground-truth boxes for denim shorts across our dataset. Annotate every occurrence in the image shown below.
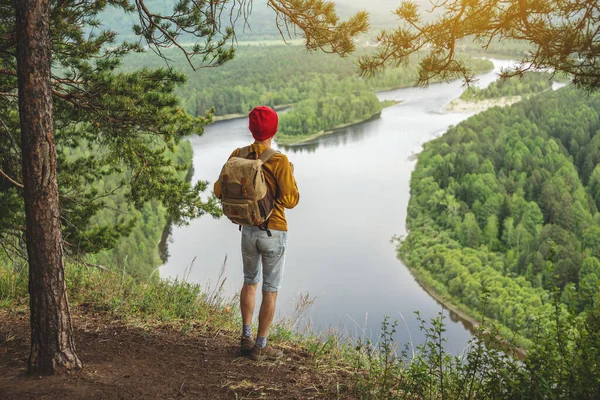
[241,226,288,292]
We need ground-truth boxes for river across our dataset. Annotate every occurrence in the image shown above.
[160,59,516,354]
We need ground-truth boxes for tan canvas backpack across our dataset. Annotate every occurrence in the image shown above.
[218,146,278,234]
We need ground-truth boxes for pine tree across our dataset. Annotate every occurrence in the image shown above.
[15,0,82,374]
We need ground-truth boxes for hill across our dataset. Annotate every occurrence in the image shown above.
[1,258,598,398]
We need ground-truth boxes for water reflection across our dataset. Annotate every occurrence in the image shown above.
[279,115,384,154]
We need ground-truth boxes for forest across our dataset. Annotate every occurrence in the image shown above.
[1,138,193,280]
[400,86,600,345]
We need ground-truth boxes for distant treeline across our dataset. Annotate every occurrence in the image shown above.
[98,1,289,42]
[461,72,558,101]
[456,38,533,60]
[122,46,492,118]
[402,86,600,345]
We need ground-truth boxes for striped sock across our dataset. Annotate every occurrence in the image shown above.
[255,336,267,348]
[242,325,253,338]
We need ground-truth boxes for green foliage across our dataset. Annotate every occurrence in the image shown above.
[0,261,238,330]
[350,299,600,399]
[80,141,194,278]
[402,86,600,344]
[0,259,27,308]
[461,72,556,101]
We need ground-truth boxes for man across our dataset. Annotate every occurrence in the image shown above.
[214,106,300,361]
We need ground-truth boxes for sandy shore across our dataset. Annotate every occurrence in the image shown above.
[444,96,522,113]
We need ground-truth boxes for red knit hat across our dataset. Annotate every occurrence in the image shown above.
[249,106,278,141]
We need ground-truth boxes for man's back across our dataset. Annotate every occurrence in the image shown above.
[214,143,299,231]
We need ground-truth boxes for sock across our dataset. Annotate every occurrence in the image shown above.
[255,336,267,348]
[242,325,253,338]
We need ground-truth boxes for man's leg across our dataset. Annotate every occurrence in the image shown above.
[252,290,283,359]
[257,290,278,338]
[240,283,258,327]
[250,230,287,360]
[240,227,260,354]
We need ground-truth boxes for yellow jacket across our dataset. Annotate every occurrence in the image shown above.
[214,143,300,231]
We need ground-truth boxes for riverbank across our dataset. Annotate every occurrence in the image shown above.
[275,111,383,146]
[405,264,528,359]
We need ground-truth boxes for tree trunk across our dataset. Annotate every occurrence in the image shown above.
[15,0,82,374]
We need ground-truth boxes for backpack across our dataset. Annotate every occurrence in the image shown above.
[218,146,278,233]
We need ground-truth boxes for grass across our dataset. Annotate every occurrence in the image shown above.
[0,259,27,309]
[1,260,241,335]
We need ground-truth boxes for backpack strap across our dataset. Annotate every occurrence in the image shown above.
[238,146,279,163]
[258,148,279,164]
[259,148,279,237]
[237,146,251,159]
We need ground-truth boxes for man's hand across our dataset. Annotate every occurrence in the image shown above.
[290,162,294,174]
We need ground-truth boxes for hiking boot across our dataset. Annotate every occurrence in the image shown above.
[240,336,254,355]
[249,345,283,361]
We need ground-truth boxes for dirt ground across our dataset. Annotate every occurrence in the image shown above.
[0,308,350,399]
